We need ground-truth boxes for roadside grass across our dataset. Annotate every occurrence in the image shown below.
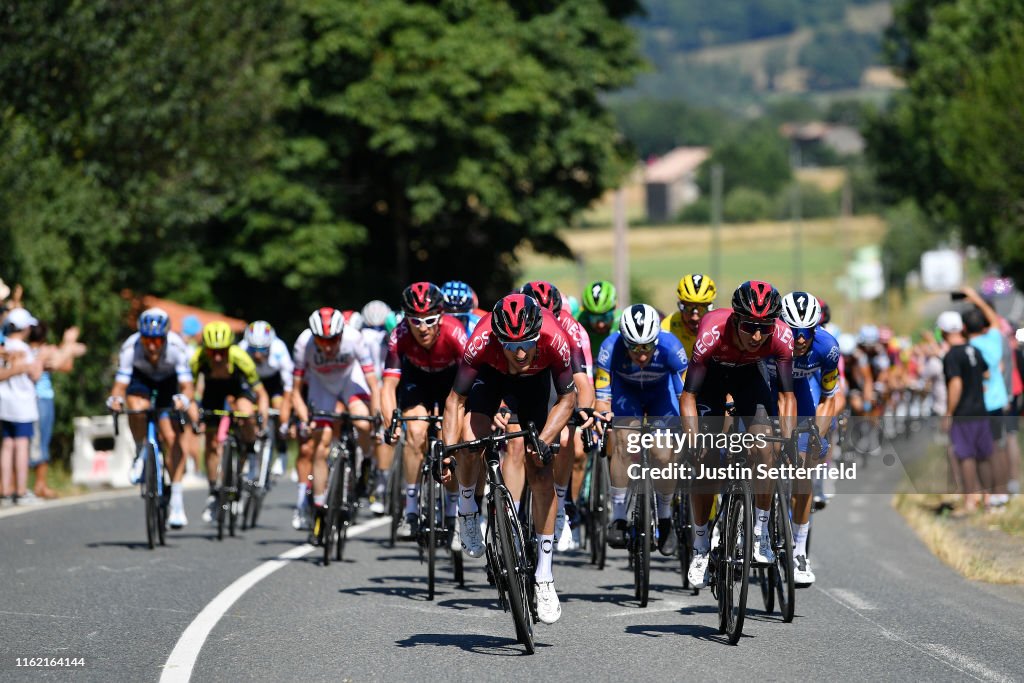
[29,460,89,498]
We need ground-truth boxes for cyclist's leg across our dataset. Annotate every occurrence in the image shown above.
[400,404,429,533]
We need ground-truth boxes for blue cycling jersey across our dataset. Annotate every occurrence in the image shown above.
[454,312,482,336]
[767,327,840,417]
[596,331,687,416]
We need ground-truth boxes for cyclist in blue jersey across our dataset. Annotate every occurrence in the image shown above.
[595,304,688,556]
[767,292,841,586]
[442,280,482,335]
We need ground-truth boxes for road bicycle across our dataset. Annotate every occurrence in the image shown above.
[202,409,258,541]
[241,408,280,530]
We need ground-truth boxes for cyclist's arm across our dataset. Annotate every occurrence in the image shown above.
[177,379,200,422]
[443,388,467,446]
[289,376,310,425]
[680,390,699,436]
[381,374,400,423]
[364,368,381,417]
[254,382,270,425]
[539,389,576,447]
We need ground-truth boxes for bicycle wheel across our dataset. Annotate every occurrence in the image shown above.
[675,489,696,593]
[495,487,535,654]
[323,449,342,566]
[388,436,404,548]
[228,448,241,538]
[423,465,438,600]
[720,485,752,645]
[157,460,169,547]
[591,452,609,570]
[758,566,774,614]
[632,477,652,607]
[336,459,352,561]
[143,445,157,550]
[771,483,796,622]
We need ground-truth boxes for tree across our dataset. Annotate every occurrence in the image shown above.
[701,120,792,196]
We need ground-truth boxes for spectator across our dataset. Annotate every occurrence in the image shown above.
[960,287,1011,504]
[939,310,992,514]
[27,321,87,498]
[0,308,43,504]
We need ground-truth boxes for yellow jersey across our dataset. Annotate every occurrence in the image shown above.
[661,312,697,360]
[190,344,262,387]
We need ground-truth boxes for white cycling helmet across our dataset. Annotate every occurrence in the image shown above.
[619,304,661,346]
[361,300,392,328]
[781,291,822,329]
[244,321,276,349]
[858,324,880,345]
[309,307,345,338]
[838,333,857,356]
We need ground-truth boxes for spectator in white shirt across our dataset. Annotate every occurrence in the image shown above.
[0,308,44,504]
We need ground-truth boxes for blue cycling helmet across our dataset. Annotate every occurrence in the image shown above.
[441,280,474,314]
[138,307,170,338]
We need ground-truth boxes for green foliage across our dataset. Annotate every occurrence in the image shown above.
[777,182,840,220]
[866,0,1024,282]
[677,198,711,224]
[723,188,773,223]
[607,97,733,157]
[881,199,941,291]
[799,27,882,90]
[702,121,792,196]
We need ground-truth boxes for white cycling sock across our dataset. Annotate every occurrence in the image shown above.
[513,499,520,515]
[458,484,478,515]
[404,484,418,515]
[656,492,673,519]
[445,492,459,517]
[610,486,627,521]
[313,493,326,507]
[375,468,388,496]
[535,533,555,583]
[754,507,770,537]
[554,484,568,514]
[170,483,183,509]
[693,522,710,552]
[793,522,810,557]
[296,483,308,509]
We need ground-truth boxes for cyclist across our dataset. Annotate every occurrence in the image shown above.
[381,283,467,540]
[661,273,717,359]
[682,281,796,589]
[191,321,270,524]
[238,321,294,477]
[442,294,584,625]
[283,308,380,533]
[361,299,394,513]
[597,304,687,557]
[519,281,595,551]
[769,292,841,585]
[107,308,197,529]
[441,280,482,335]
[577,280,619,359]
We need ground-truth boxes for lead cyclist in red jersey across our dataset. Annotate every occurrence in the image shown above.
[681,281,797,589]
[442,294,584,625]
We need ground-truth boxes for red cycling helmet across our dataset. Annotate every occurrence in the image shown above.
[491,294,543,343]
[401,282,444,316]
[521,281,562,317]
[732,281,782,320]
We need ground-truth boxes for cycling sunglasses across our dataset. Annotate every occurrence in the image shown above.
[737,319,775,336]
[141,336,166,349]
[407,314,442,328]
[248,346,270,355]
[502,339,538,353]
[679,302,710,316]
[588,310,615,325]
[313,335,341,348]
[625,340,656,354]
[790,326,816,342]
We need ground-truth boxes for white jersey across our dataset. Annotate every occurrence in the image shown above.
[360,327,388,378]
[115,331,192,384]
[239,337,294,391]
[0,339,38,423]
[294,326,375,398]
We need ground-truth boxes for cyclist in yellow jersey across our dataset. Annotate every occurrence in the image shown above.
[661,273,717,362]
[191,322,270,523]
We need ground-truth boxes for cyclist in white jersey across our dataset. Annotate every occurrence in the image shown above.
[361,299,393,513]
[239,321,294,476]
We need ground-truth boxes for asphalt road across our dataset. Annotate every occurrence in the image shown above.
[1,468,1022,682]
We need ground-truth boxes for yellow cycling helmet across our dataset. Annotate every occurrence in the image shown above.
[676,273,716,305]
[202,321,234,350]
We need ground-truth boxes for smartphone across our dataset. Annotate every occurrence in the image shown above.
[951,292,967,301]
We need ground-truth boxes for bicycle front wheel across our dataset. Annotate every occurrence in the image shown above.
[591,452,609,570]
[771,482,796,622]
[632,476,652,607]
[720,486,752,645]
[495,487,535,654]
[143,445,158,550]
[323,451,343,567]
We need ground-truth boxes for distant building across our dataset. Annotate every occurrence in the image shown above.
[644,147,710,223]
[780,122,865,165]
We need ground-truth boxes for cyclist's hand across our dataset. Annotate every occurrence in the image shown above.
[278,422,291,441]
[594,410,613,435]
[106,395,123,412]
[533,441,554,467]
[171,393,191,412]
[434,455,456,485]
[383,427,397,446]
[576,407,595,430]
[493,407,512,431]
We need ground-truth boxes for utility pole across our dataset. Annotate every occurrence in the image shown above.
[710,164,723,282]
[613,187,630,305]
[792,182,802,291]
[841,176,853,329]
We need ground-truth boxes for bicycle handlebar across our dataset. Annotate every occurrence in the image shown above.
[108,407,187,437]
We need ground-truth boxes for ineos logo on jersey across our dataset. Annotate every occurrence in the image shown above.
[777,325,794,346]
[556,337,571,367]
[694,325,721,356]
[465,330,490,362]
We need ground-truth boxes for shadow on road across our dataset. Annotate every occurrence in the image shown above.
[625,623,726,642]
[395,632,547,656]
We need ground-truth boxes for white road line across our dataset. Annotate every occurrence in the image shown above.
[921,644,1016,683]
[815,586,988,683]
[160,516,390,683]
[825,588,876,610]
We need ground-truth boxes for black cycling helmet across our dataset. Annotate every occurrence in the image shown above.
[491,294,544,343]
[520,281,563,318]
[401,282,444,316]
[731,281,782,320]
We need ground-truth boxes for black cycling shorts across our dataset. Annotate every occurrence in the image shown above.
[465,365,554,431]
[694,362,776,431]
[127,373,179,409]
[201,377,257,411]
[398,365,456,413]
[260,373,285,399]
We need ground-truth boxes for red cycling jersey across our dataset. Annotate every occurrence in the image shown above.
[383,315,468,379]
[556,311,593,379]
[453,309,578,396]
[684,308,794,394]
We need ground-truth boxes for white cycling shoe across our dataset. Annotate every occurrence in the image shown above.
[688,549,710,589]
[752,536,775,565]
[168,505,187,529]
[459,512,485,558]
[535,581,562,624]
[793,554,816,585]
[201,495,216,525]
